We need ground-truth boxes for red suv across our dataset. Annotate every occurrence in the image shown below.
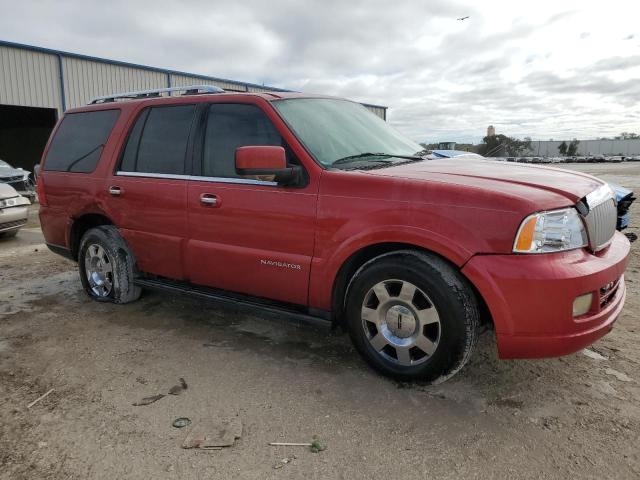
[38,86,630,382]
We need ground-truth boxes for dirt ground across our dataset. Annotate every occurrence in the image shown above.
[1,162,639,479]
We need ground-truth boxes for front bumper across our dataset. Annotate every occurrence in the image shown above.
[462,232,630,358]
[0,205,29,232]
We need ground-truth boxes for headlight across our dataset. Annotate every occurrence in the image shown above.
[0,196,29,209]
[513,207,588,253]
[0,197,18,208]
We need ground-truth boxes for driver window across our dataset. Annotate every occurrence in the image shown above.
[203,103,284,179]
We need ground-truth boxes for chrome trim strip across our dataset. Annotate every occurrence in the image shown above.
[115,171,278,186]
[115,171,186,180]
[586,184,616,209]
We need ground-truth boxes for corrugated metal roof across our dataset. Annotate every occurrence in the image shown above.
[0,39,388,110]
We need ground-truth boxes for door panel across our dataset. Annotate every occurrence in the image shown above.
[186,181,316,305]
[105,175,187,279]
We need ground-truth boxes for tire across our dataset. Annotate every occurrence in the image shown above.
[0,230,19,239]
[78,225,142,304]
[345,250,479,383]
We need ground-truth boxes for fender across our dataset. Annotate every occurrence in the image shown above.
[308,224,474,311]
[65,202,114,254]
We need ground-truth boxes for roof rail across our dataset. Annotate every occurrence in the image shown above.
[89,85,225,104]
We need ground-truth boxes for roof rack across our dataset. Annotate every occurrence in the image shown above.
[89,85,225,104]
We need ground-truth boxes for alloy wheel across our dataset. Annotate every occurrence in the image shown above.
[361,279,441,366]
[84,243,113,297]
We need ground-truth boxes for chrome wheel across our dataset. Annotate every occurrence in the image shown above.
[361,279,441,366]
[84,243,113,297]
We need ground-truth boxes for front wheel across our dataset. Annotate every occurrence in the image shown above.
[345,251,480,383]
[78,226,141,304]
[0,230,19,239]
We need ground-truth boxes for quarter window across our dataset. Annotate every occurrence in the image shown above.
[120,104,195,175]
[44,109,120,173]
[203,104,283,178]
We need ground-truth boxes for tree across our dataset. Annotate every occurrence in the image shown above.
[616,132,639,140]
[558,141,568,155]
[478,134,532,157]
[567,139,580,156]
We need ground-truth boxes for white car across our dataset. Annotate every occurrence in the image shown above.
[0,159,36,202]
[0,183,31,238]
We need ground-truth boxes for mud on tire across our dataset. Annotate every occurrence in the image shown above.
[345,250,480,383]
[78,225,141,304]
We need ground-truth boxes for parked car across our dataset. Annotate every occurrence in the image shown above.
[0,183,30,238]
[0,159,36,202]
[37,86,630,383]
[610,183,636,230]
[427,150,484,160]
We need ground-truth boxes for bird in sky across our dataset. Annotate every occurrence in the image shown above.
[457,16,470,21]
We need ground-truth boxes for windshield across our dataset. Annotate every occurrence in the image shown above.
[272,98,423,168]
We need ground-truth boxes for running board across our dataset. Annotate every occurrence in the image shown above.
[134,277,331,325]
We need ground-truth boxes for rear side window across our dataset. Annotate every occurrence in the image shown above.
[44,109,120,173]
[120,105,195,175]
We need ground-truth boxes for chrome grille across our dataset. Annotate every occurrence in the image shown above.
[600,277,620,309]
[0,175,24,182]
[584,197,617,251]
[0,218,27,231]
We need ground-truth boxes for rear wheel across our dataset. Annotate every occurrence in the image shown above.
[78,226,141,304]
[345,250,479,383]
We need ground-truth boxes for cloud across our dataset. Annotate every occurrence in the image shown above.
[0,0,638,142]
[585,55,640,73]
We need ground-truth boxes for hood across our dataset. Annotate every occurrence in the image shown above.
[362,157,603,204]
[0,182,20,199]
[0,163,27,180]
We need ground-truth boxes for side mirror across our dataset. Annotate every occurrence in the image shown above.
[235,146,300,186]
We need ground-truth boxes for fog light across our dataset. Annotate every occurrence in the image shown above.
[573,293,593,317]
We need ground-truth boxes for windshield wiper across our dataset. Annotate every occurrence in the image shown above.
[65,144,105,172]
[332,152,424,166]
[332,153,393,165]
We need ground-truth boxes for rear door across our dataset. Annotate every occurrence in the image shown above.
[185,101,318,305]
[105,103,196,280]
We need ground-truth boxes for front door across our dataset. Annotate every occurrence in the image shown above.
[186,102,317,305]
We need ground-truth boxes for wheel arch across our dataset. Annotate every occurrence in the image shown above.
[330,242,493,330]
[68,213,114,260]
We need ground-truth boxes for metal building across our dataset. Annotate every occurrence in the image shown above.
[0,40,387,171]
[526,139,640,157]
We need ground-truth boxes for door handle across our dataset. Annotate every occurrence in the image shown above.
[200,193,220,207]
[108,186,123,196]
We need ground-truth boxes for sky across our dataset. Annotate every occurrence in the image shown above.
[1,0,639,144]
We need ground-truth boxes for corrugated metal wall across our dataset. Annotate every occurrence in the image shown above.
[170,73,246,93]
[0,42,388,119]
[0,45,62,110]
[62,57,167,109]
[363,105,387,120]
[527,140,640,156]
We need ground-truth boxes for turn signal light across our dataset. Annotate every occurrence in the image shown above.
[514,216,537,251]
